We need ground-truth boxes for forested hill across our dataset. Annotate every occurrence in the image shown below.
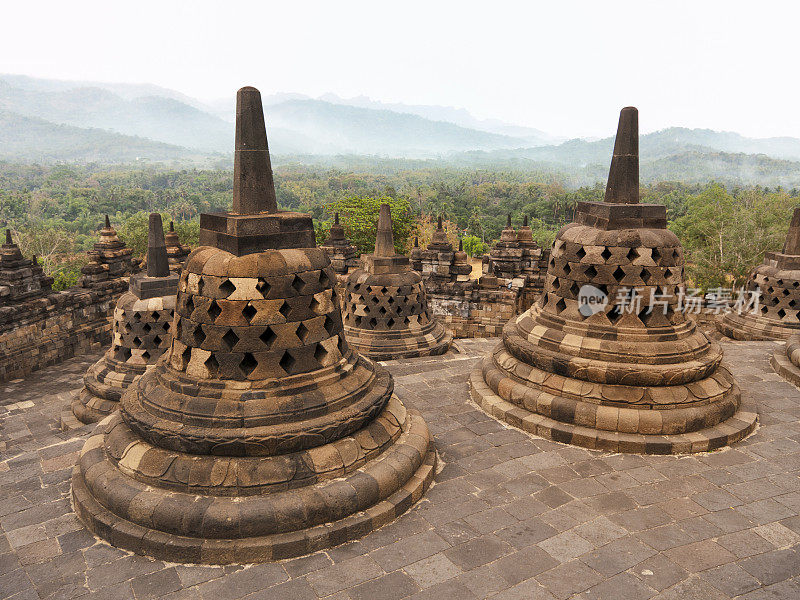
[0,110,208,164]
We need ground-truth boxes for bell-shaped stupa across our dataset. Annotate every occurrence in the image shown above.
[342,204,452,360]
[72,87,435,564]
[469,107,756,454]
[319,212,359,277]
[718,207,800,340]
[71,214,179,425]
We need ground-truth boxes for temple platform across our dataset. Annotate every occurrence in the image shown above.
[1,339,799,599]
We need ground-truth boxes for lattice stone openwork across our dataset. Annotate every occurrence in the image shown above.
[71,214,178,426]
[342,204,451,360]
[469,107,756,454]
[719,207,800,340]
[71,87,435,564]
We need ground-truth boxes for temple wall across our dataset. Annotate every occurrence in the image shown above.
[0,280,127,384]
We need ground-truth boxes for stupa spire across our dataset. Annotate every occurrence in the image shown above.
[506,214,512,227]
[604,106,639,204]
[233,86,277,214]
[374,203,395,257]
[783,207,800,255]
[104,215,111,228]
[146,213,170,277]
[5,229,11,244]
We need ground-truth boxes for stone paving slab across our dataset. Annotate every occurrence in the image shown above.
[1,338,800,599]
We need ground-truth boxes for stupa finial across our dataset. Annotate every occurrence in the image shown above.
[604,106,639,204]
[334,212,340,225]
[233,86,277,215]
[146,213,170,277]
[374,204,395,257]
[784,207,800,255]
[437,215,443,230]
[105,215,111,228]
[5,229,11,244]
[169,221,175,232]
[506,214,512,227]
[523,215,528,227]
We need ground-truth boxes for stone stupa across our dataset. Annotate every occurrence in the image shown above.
[342,204,452,360]
[0,230,53,305]
[319,212,359,277]
[718,207,800,340]
[72,87,435,564]
[70,214,179,426]
[79,216,134,286]
[469,107,757,454]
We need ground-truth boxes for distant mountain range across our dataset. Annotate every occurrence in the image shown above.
[3,73,800,187]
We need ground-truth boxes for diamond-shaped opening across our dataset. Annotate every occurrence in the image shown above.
[141,350,151,361]
[626,248,637,262]
[576,247,586,260]
[319,270,330,287]
[163,321,171,332]
[208,300,222,321]
[133,311,141,321]
[638,306,652,325]
[193,325,206,345]
[778,279,784,285]
[242,303,257,323]
[672,249,680,259]
[309,296,321,313]
[204,354,219,377]
[790,299,797,308]
[387,317,395,328]
[613,266,626,282]
[256,278,270,298]
[153,335,162,346]
[222,328,239,351]
[184,296,194,315]
[778,308,787,319]
[381,286,388,294]
[291,274,305,294]
[124,322,132,333]
[197,277,204,295]
[641,269,651,285]
[608,306,624,324]
[368,317,378,328]
[651,248,661,262]
[118,347,132,361]
[142,322,152,334]
[260,326,276,348]
[132,336,142,347]
[664,268,673,279]
[279,351,297,375]
[239,353,258,377]
[601,247,612,261]
[353,283,361,292]
[181,346,191,369]
[379,306,387,315]
[218,279,236,298]
[151,311,160,321]
[794,281,799,288]
[314,343,329,364]
[584,265,598,278]
[555,298,567,313]
[387,296,394,304]
[783,289,790,296]
[279,301,292,320]
[563,263,571,275]
[549,258,555,268]
[569,282,580,296]
[371,296,380,304]
[354,315,363,327]
[323,315,337,335]
[768,286,775,294]
[551,278,561,290]
[296,322,310,344]
[772,297,780,306]
[761,305,768,314]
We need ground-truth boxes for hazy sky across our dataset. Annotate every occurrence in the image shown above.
[3,0,799,139]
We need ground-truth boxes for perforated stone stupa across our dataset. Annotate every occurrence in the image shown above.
[342,204,452,360]
[71,214,179,425]
[718,207,800,340]
[470,107,757,454]
[71,87,435,564]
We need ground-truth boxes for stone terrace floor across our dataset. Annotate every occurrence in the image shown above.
[1,339,800,600]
